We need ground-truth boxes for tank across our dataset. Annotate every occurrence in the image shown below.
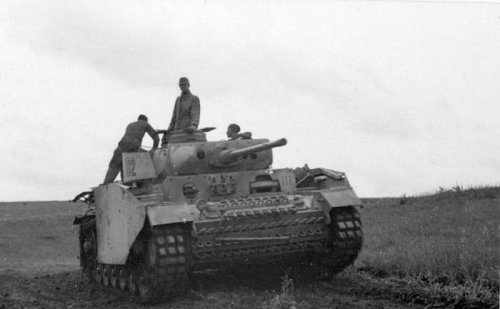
[73,128,363,301]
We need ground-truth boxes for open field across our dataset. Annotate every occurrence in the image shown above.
[0,187,498,308]
[357,186,499,308]
[359,187,499,284]
[0,201,84,275]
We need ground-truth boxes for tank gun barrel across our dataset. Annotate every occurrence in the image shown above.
[219,138,287,164]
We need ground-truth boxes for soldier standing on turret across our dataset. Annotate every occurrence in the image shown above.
[167,77,200,134]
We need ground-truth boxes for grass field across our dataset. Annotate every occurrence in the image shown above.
[356,186,499,307]
[0,201,84,274]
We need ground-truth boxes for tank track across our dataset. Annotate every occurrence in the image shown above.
[326,206,363,273]
[78,217,97,279]
[131,224,190,301]
[79,222,190,302]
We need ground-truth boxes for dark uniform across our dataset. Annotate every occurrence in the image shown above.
[103,118,159,184]
[226,123,252,140]
[168,77,200,131]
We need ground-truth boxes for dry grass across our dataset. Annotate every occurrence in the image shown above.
[263,273,297,309]
[357,186,500,307]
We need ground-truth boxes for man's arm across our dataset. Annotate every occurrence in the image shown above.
[239,132,252,140]
[190,96,200,128]
[146,124,159,149]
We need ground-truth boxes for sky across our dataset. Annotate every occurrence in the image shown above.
[0,0,499,201]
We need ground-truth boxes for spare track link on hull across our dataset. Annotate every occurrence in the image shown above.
[79,222,190,303]
[192,212,328,265]
[190,206,362,274]
[327,206,363,274]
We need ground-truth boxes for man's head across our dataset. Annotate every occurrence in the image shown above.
[178,77,190,94]
[226,123,240,138]
[138,114,148,122]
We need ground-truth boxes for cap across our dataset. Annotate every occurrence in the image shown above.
[179,77,189,85]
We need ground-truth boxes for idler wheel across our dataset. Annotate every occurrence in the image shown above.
[118,267,128,291]
[110,266,118,288]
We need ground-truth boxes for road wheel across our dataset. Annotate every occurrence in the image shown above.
[137,263,155,300]
[95,264,103,284]
[128,268,138,296]
[118,267,128,291]
[110,266,118,288]
[103,265,110,287]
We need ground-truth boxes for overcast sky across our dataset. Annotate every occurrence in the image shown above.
[0,0,499,201]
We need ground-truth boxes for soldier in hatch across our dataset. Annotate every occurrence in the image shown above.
[167,77,200,134]
[103,114,159,184]
[226,123,252,140]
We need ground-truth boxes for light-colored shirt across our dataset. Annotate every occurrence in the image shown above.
[168,91,200,131]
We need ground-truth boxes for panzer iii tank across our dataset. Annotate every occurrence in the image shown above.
[73,128,363,302]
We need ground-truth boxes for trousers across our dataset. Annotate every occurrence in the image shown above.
[103,136,141,184]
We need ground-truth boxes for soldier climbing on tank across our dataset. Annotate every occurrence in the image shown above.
[226,123,252,140]
[103,114,159,184]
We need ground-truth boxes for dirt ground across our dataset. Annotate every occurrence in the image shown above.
[0,201,423,309]
[0,268,427,309]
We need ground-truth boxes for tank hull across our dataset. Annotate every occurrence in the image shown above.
[77,189,362,302]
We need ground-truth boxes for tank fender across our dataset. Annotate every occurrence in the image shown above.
[94,184,146,265]
[146,203,199,226]
[316,188,362,223]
